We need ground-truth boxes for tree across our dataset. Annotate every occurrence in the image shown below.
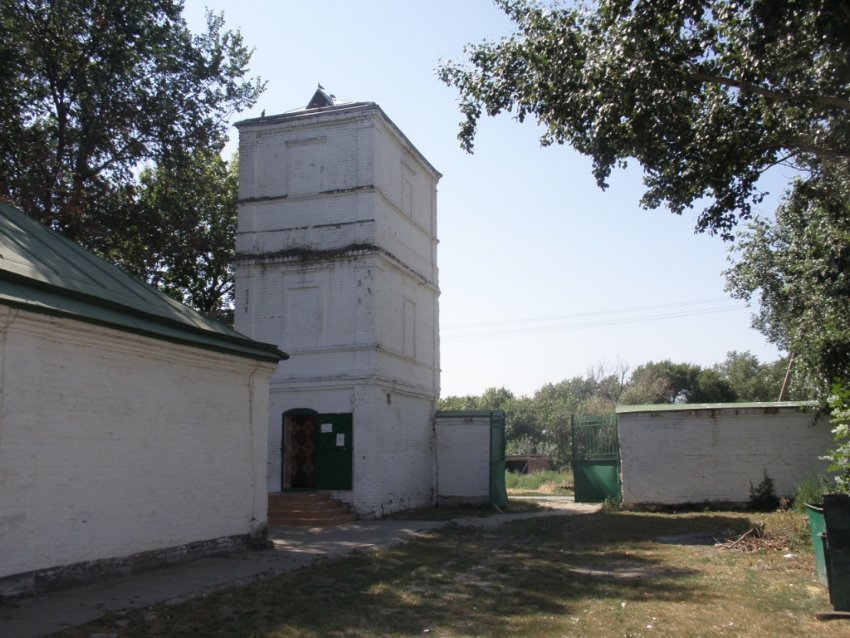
[439,386,538,440]
[528,379,583,466]
[712,350,811,401]
[583,362,629,413]
[439,0,850,238]
[620,361,687,404]
[130,151,239,320]
[438,394,487,412]
[726,171,850,390]
[0,0,262,315]
[620,360,735,404]
[692,369,737,403]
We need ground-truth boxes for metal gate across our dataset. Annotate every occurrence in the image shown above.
[489,412,508,509]
[571,414,621,503]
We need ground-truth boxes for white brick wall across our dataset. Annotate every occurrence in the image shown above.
[435,415,491,504]
[263,383,436,517]
[0,307,274,581]
[347,386,435,517]
[617,405,833,506]
[235,101,440,516]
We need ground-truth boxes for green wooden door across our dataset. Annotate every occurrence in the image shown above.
[316,413,353,490]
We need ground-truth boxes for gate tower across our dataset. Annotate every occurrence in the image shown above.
[234,88,441,517]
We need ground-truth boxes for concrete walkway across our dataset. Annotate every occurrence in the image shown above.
[0,500,598,638]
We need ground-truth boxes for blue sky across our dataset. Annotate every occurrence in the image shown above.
[185,0,789,397]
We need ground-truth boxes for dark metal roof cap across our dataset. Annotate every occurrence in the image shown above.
[307,84,336,109]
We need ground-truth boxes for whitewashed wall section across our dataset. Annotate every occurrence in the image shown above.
[0,308,274,587]
[617,404,833,507]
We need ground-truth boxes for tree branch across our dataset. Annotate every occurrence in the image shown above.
[787,137,849,159]
[692,71,850,111]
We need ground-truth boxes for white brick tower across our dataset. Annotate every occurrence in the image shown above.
[234,88,441,517]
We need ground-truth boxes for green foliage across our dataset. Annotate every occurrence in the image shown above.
[505,434,555,459]
[131,151,239,319]
[620,360,735,405]
[726,172,850,390]
[441,386,573,467]
[441,0,848,397]
[444,353,816,471]
[713,351,809,402]
[0,0,263,317]
[601,495,621,512]
[793,473,831,510]
[504,469,572,492]
[825,383,850,494]
[748,470,780,512]
[439,0,850,239]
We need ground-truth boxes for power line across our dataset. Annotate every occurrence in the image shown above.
[441,303,749,341]
[442,297,736,331]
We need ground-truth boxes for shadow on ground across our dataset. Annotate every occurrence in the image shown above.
[59,511,758,637]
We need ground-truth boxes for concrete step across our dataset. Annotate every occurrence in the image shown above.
[267,492,356,527]
[269,492,336,504]
[269,512,358,527]
[269,502,340,512]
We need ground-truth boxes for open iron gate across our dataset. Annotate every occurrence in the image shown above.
[571,414,621,503]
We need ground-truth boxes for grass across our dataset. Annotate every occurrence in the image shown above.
[53,508,842,638]
[505,469,573,495]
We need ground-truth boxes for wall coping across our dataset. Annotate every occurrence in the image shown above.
[616,400,817,416]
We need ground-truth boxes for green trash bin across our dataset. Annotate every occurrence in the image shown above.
[823,494,850,612]
[805,504,829,587]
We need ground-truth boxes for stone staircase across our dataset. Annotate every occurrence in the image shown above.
[267,492,357,527]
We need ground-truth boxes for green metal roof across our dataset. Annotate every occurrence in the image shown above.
[0,202,287,363]
[616,401,817,415]
[434,410,505,419]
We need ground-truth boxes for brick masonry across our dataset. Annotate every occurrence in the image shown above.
[617,405,834,507]
[0,307,275,592]
[234,101,441,517]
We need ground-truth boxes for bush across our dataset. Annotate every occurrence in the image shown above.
[793,473,831,510]
[825,382,850,493]
[748,470,780,512]
[759,510,812,551]
[601,495,622,512]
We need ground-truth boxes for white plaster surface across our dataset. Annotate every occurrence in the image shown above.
[0,307,275,581]
[235,102,440,517]
[435,415,491,504]
[617,406,833,506]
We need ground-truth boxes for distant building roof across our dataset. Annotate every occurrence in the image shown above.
[0,202,287,363]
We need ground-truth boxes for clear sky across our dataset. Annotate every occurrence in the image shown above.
[184,0,788,398]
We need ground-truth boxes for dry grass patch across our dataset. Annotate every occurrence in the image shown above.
[505,469,573,496]
[54,510,843,638]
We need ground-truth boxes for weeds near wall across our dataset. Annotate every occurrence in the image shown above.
[748,470,780,512]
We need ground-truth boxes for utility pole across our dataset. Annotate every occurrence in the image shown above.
[778,353,796,401]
